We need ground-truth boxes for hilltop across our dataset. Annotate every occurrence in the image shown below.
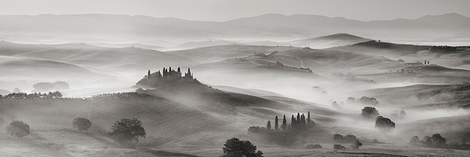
[290,33,371,49]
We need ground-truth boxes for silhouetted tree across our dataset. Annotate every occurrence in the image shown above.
[410,136,420,144]
[361,106,379,119]
[291,115,296,128]
[222,138,263,157]
[109,118,146,147]
[422,136,431,145]
[344,134,357,143]
[274,116,279,131]
[52,81,69,91]
[33,82,53,92]
[307,111,311,124]
[266,121,271,130]
[333,134,344,143]
[6,120,30,139]
[72,117,92,131]
[375,116,395,132]
[352,140,363,149]
[333,144,346,150]
[359,96,379,106]
[282,115,287,130]
[430,134,447,146]
[347,97,356,104]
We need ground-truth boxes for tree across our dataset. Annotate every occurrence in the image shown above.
[347,97,356,104]
[6,120,30,138]
[361,106,379,119]
[52,81,70,91]
[352,140,362,149]
[430,134,446,146]
[344,134,357,143]
[109,118,146,147]
[33,82,53,92]
[410,136,420,144]
[359,96,379,106]
[291,115,296,128]
[282,115,287,130]
[422,136,431,145]
[222,138,263,157]
[333,134,344,143]
[266,121,271,130]
[72,117,92,131]
[307,111,311,124]
[274,116,279,131]
[375,116,395,132]
[333,144,346,150]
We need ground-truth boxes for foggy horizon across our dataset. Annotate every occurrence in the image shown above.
[0,0,469,22]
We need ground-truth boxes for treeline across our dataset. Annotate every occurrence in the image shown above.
[0,92,62,99]
[332,133,362,149]
[410,134,470,150]
[92,92,155,99]
[247,112,314,146]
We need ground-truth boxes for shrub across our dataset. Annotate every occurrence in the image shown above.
[6,120,30,138]
[305,144,322,149]
[352,140,363,149]
[410,136,420,144]
[109,118,146,147]
[375,116,395,132]
[333,134,344,143]
[361,107,379,119]
[333,144,346,150]
[222,138,263,157]
[72,117,92,131]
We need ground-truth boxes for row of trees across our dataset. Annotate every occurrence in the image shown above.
[0,92,62,99]
[262,112,314,132]
[410,134,469,150]
[247,112,315,146]
[348,96,379,106]
[33,81,70,92]
[7,117,146,148]
[332,134,363,149]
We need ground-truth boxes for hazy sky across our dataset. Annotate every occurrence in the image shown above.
[0,0,469,21]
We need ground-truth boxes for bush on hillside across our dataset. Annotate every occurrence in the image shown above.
[72,117,92,131]
[6,120,30,138]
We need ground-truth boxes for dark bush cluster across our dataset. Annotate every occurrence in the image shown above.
[361,106,379,119]
[409,134,470,150]
[222,138,263,157]
[375,116,395,132]
[332,134,358,143]
[6,120,30,138]
[73,117,92,131]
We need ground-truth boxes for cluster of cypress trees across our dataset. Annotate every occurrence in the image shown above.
[266,111,313,131]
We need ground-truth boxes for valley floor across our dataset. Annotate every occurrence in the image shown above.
[1,125,469,157]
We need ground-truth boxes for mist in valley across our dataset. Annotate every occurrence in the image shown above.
[1,0,470,157]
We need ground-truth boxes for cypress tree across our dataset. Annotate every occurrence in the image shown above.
[301,114,306,125]
[274,116,279,131]
[297,113,301,125]
[307,111,311,124]
[147,70,151,78]
[282,115,287,130]
[267,120,271,130]
[291,115,296,128]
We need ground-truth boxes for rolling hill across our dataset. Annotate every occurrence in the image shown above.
[0,41,198,75]
[290,33,371,49]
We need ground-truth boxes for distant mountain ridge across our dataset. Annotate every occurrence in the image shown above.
[0,13,468,44]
